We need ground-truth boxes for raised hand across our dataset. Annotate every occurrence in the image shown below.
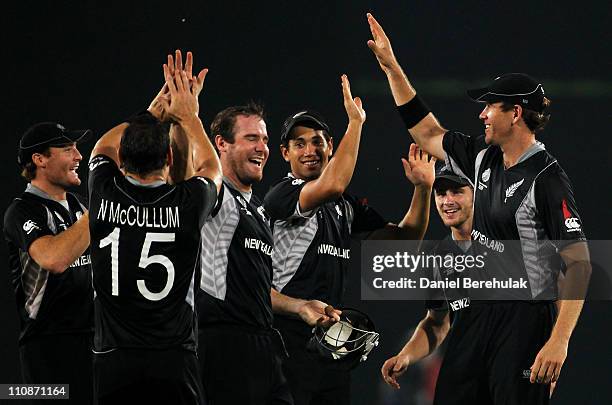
[381,353,410,389]
[147,83,170,121]
[341,74,366,124]
[402,143,436,187]
[161,65,199,124]
[366,13,400,74]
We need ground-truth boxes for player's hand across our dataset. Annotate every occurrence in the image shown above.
[366,13,401,74]
[402,143,436,187]
[381,353,410,389]
[298,301,342,327]
[167,50,209,113]
[341,74,366,125]
[162,65,200,124]
[530,336,568,384]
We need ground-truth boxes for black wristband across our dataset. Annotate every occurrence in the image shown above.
[396,95,431,128]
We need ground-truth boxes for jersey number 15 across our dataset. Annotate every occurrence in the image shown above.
[99,227,175,301]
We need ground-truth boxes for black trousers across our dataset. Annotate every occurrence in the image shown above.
[93,347,205,405]
[276,319,350,405]
[434,301,556,405]
[198,325,293,405]
[19,332,93,405]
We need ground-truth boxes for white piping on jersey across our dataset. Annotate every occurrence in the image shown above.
[472,147,490,218]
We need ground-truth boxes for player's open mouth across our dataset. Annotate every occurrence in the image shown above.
[485,124,491,129]
[70,164,79,174]
[248,158,263,167]
[443,208,458,216]
[302,160,320,167]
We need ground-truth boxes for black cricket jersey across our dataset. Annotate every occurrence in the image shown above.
[88,154,217,352]
[4,184,93,343]
[263,173,387,308]
[197,179,274,329]
[443,131,586,300]
[424,235,472,313]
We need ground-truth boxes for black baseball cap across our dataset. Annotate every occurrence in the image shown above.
[18,122,91,166]
[467,73,546,113]
[280,110,331,145]
[434,167,472,192]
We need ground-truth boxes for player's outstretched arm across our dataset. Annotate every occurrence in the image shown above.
[381,309,450,389]
[161,53,222,193]
[530,242,591,385]
[270,288,341,327]
[366,13,446,160]
[28,212,90,274]
[298,74,366,213]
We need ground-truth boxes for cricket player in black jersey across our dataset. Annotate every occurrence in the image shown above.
[382,169,474,389]
[367,13,591,404]
[4,122,93,404]
[263,75,435,405]
[88,51,222,405]
[191,97,345,404]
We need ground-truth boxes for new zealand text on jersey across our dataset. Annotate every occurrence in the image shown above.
[96,198,180,229]
[318,244,350,259]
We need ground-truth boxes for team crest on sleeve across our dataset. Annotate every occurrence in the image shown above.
[562,199,581,232]
[478,168,491,190]
[22,220,40,234]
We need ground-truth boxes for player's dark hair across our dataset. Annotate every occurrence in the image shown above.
[210,102,265,147]
[20,148,51,181]
[501,97,551,134]
[119,114,171,176]
[283,125,331,148]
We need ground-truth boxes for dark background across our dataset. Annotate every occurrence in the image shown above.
[2,1,610,404]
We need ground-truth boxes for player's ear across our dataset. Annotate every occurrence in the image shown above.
[215,134,226,153]
[327,136,334,158]
[512,105,523,125]
[280,143,290,162]
[31,152,47,169]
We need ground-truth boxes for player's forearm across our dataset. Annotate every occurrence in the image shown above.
[385,66,417,106]
[29,212,90,274]
[397,184,432,240]
[180,116,222,189]
[169,124,194,184]
[270,288,306,317]
[91,123,129,166]
[398,313,449,363]
[550,299,584,343]
[314,120,363,197]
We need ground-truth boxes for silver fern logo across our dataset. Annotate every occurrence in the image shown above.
[504,179,524,203]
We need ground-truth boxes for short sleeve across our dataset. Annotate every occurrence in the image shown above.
[88,154,121,201]
[343,194,387,234]
[264,177,312,221]
[535,163,586,249]
[181,176,218,229]
[442,131,487,184]
[3,199,54,253]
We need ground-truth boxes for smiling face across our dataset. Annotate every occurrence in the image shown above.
[281,126,333,181]
[434,185,473,229]
[479,102,517,145]
[217,114,269,189]
[33,143,83,188]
